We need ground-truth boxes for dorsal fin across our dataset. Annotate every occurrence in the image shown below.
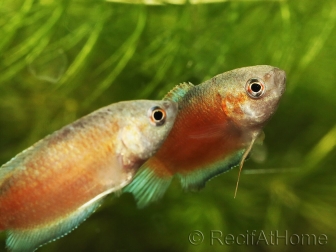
[163,82,194,102]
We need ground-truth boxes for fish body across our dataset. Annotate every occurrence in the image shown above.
[0,100,178,251]
[125,65,286,208]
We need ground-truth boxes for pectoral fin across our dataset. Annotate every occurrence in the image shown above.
[123,159,172,209]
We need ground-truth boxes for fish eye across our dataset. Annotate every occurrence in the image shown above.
[246,78,265,98]
[148,106,166,126]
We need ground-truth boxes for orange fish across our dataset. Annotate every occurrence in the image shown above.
[124,65,286,208]
[0,100,178,251]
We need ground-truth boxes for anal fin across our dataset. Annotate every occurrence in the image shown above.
[177,150,245,191]
[6,200,102,252]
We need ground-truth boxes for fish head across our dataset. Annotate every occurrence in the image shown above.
[219,65,286,131]
[119,100,178,161]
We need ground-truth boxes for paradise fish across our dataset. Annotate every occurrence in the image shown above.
[0,100,178,252]
[124,65,286,208]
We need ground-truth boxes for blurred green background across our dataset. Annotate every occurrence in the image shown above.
[0,0,335,251]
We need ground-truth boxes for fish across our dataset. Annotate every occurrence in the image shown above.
[0,100,178,252]
[124,65,286,208]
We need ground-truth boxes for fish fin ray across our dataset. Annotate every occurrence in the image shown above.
[255,130,265,145]
[234,134,259,198]
[178,150,245,191]
[163,82,194,102]
[123,163,172,209]
[6,200,101,252]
